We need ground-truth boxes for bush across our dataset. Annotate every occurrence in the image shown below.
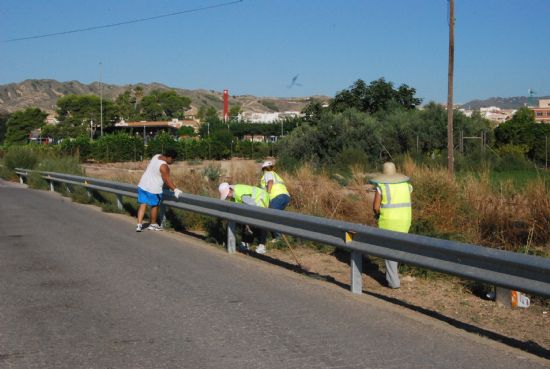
[3,145,40,170]
[94,133,144,162]
[202,163,223,182]
[59,136,93,161]
[37,155,83,175]
[145,132,178,158]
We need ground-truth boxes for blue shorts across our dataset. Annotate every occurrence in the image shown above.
[137,187,163,206]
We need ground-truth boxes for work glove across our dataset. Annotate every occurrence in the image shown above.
[174,188,183,199]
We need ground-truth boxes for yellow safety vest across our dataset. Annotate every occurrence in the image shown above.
[377,182,412,233]
[232,184,269,208]
[260,171,289,200]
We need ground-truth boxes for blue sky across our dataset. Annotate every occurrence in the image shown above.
[1,0,548,104]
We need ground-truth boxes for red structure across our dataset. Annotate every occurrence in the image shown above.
[223,89,229,122]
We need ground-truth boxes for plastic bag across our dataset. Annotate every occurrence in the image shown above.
[511,291,531,308]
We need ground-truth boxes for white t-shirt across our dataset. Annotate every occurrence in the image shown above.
[262,172,275,184]
[138,154,167,194]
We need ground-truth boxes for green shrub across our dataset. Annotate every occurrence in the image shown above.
[202,163,223,182]
[0,161,15,180]
[94,133,144,162]
[3,145,40,170]
[37,155,83,175]
[59,136,93,161]
[145,132,178,158]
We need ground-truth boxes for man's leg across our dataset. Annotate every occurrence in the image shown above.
[137,204,147,224]
[268,194,290,239]
[385,260,400,288]
[150,205,159,225]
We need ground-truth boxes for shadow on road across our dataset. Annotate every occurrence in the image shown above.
[248,250,550,361]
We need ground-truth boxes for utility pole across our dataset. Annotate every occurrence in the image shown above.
[99,62,104,136]
[446,0,455,176]
[546,135,548,169]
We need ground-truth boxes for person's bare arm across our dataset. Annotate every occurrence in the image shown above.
[373,190,381,216]
[160,164,176,191]
[266,180,274,194]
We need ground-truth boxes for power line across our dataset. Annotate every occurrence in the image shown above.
[3,0,243,43]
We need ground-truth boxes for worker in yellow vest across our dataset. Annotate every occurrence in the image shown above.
[219,182,269,254]
[371,162,413,289]
[260,161,290,240]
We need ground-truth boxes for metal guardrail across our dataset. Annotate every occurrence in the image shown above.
[15,168,550,298]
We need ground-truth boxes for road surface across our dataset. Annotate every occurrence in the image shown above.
[0,180,546,368]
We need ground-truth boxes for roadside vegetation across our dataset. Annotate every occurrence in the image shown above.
[1,75,549,353]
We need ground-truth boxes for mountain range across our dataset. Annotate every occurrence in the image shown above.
[0,79,326,115]
[0,79,547,115]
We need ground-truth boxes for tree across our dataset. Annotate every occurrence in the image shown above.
[301,100,325,122]
[56,94,118,138]
[177,126,195,137]
[229,105,242,120]
[138,90,191,121]
[197,105,219,123]
[5,108,47,145]
[0,111,10,143]
[495,107,536,147]
[330,78,422,114]
[494,107,550,163]
[115,90,137,120]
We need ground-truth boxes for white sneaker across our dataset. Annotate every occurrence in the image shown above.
[136,224,143,232]
[147,223,162,231]
[239,242,250,251]
[255,244,266,254]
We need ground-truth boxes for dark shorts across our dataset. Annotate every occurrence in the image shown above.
[137,187,162,206]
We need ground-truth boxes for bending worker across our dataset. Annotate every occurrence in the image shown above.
[370,162,413,289]
[260,161,290,240]
[219,182,269,254]
[136,149,183,232]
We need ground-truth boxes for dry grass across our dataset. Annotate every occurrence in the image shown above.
[84,159,550,255]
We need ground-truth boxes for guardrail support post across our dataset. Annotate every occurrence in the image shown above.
[227,221,237,254]
[116,194,124,211]
[159,203,168,228]
[49,180,54,192]
[350,250,363,294]
[495,287,512,308]
[19,175,24,184]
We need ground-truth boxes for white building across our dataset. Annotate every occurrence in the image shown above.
[479,106,516,124]
[238,111,302,123]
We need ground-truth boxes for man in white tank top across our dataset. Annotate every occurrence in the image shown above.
[136,149,183,232]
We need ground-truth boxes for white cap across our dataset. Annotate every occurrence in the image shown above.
[261,161,274,169]
[219,182,231,200]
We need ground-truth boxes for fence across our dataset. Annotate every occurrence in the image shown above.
[15,168,550,299]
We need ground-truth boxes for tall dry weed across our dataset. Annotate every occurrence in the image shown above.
[285,164,371,223]
[84,159,550,254]
[410,165,462,235]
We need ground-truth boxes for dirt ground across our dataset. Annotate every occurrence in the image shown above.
[82,160,549,359]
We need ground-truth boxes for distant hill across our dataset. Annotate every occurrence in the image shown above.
[0,79,329,115]
[460,95,550,110]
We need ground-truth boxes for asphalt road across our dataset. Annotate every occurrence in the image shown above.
[0,180,547,369]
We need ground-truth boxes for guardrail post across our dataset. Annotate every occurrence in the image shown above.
[19,175,24,184]
[350,250,363,294]
[495,287,512,308]
[159,203,168,228]
[49,180,54,192]
[227,221,236,254]
[116,194,124,211]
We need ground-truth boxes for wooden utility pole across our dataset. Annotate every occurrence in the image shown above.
[447,0,455,176]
